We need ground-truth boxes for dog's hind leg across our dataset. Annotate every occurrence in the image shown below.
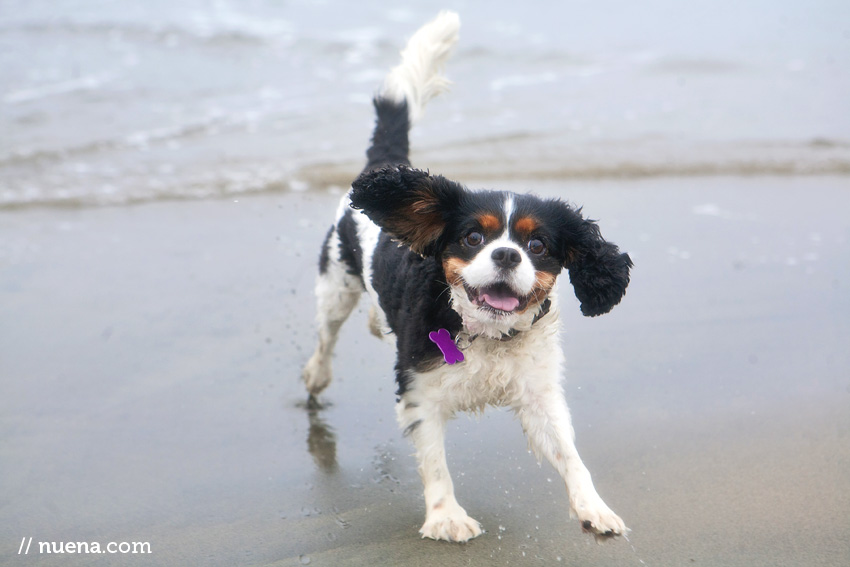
[367,306,383,338]
[302,224,363,399]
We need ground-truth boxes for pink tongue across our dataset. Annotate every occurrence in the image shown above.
[481,293,520,312]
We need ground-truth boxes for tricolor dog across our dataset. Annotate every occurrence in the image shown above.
[302,11,632,543]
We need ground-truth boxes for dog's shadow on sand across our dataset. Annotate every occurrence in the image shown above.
[297,396,339,473]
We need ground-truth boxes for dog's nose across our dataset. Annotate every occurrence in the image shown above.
[491,247,522,269]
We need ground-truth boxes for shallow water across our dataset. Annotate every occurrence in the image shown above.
[1,177,849,565]
[2,3,850,564]
[2,0,849,207]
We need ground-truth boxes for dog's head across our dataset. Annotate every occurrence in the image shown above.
[350,165,632,337]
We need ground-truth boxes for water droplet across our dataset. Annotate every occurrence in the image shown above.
[299,555,311,565]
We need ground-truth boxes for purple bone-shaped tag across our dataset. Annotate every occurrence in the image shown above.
[428,328,465,365]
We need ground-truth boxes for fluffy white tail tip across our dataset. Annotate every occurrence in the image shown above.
[382,10,460,123]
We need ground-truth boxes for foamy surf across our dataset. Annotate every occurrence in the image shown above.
[1,0,848,209]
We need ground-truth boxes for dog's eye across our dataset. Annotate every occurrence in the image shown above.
[527,238,546,256]
[464,231,484,247]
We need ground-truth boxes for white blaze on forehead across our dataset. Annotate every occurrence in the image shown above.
[460,193,536,295]
[503,194,515,225]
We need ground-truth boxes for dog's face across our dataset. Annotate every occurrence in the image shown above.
[437,192,566,336]
[350,165,632,335]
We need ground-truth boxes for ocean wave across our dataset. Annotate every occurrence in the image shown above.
[0,17,296,47]
[0,110,268,168]
[0,17,399,55]
[0,163,299,210]
[3,73,116,104]
[298,142,850,185]
[2,138,848,210]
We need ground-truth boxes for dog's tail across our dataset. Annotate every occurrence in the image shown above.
[364,11,460,171]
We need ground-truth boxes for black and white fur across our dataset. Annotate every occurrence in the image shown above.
[303,11,632,543]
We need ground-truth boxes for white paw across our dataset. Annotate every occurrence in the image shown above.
[570,493,627,543]
[302,354,331,396]
[367,306,383,338]
[420,504,483,543]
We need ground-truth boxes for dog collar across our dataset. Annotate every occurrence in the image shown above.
[499,297,552,341]
[432,298,552,362]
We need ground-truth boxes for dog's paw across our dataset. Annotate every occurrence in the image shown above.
[367,306,383,338]
[570,494,627,543]
[420,504,483,543]
[302,354,332,396]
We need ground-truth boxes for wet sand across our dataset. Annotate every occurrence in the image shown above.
[1,176,849,566]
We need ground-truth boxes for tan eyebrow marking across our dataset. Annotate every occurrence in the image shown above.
[514,216,539,235]
[477,213,501,231]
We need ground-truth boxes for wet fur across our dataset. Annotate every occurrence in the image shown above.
[302,11,631,544]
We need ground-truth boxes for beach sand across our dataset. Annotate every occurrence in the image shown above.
[1,176,849,566]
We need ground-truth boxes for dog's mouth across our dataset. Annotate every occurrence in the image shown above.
[463,282,529,314]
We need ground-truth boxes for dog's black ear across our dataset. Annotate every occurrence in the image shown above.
[553,202,633,317]
[350,165,465,256]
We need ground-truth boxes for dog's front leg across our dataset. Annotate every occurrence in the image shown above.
[513,380,627,541]
[397,397,483,542]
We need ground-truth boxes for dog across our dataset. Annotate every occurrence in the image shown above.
[302,11,632,543]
